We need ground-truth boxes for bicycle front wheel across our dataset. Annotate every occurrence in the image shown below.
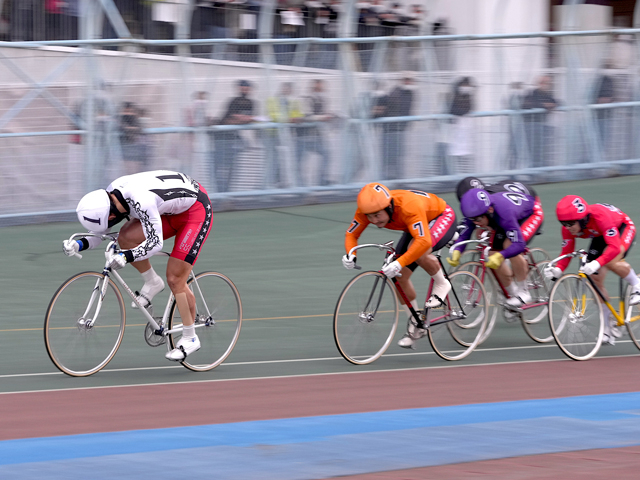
[623,285,640,351]
[528,247,551,263]
[44,271,126,377]
[548,274,603,361]
[520,260,553,343]
[427,271,488,361]
[168,272,242,372]
[457,261,499,344]
[333,271,399,365]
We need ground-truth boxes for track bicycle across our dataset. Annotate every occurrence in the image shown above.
[453,233,553,344]
[333,241,488,365]
[44,233,242,377]
[452,229,551,269]
[547,249,640,361]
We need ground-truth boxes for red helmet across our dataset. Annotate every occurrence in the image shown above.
[556,195,589,222]
[357,183,392,214]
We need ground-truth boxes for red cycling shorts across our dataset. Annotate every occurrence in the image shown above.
[161,186,213,265]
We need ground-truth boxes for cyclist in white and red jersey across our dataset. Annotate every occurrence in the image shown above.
[62,170,213,361]
[545,195,640,344]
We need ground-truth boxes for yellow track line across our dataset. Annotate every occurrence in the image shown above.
[1,313,334,333]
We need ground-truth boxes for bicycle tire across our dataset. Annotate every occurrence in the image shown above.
[44,271,126,377]
[520,260,553,343]
[548,274,603,361]
[528,247,551,263]
[333,271,399,365]
[427,270,488,361]
[623,284,640,351]
[456,261,499,344]
[168,272,242,372]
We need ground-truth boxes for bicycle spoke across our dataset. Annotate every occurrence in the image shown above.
[549,274,602,361]
[334,271,399,365]
[44,272,125,377]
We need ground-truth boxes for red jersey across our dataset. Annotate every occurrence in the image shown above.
[557,203,634,271]
[345,190,448,268]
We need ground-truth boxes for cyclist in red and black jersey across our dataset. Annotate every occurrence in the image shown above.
[545,195,640,343]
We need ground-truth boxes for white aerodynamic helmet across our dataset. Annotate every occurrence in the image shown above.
[76,189,111,232]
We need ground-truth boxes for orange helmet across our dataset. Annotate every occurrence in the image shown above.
[357,183,392,214]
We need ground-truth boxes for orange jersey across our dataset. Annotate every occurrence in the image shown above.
[345,190,448,267]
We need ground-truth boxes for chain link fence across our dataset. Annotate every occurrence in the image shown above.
[1,26,640,224]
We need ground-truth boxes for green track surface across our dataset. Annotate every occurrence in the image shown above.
[2,176,640,392]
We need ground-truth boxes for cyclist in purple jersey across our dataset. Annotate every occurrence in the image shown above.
[448,187,544,307]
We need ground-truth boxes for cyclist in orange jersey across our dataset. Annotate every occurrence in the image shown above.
[343,182,457,348]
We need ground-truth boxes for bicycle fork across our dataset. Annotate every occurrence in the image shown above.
[78,275,110,329]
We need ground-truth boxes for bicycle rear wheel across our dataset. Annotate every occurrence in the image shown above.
[427,271,488,361]
[333,271,399,365]
[520,260,553,343]
[44,271,126,377]
[457,261,499,344]
[623,285,640,350]
[168,272,242,372]
[548,274,603,361]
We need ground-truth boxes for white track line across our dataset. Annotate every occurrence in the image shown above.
[0,349,638,396]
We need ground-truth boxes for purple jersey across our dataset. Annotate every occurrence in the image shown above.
[455,189,535,258]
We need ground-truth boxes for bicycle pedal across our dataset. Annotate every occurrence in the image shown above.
[144,322,166,347]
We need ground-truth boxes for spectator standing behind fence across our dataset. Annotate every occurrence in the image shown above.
[357,1,384,72]
[592,63,615,156]
[137,107,152,169]
[376,75,415,180]
[182,91,211,178]
[120,102,144,175]
[522,75,558,168]
[296,79,334,187]
[204,0,233,60]
[447,77,476,175]
[276,5,305,65]
[505,81,526,170]
[74,82,120,187]
[265,82,304,188]
[212,80,256,193]
[305,0,339,69]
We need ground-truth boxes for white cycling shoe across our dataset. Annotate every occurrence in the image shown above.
[398,318,427,349]
[602,318,623,346]
[425,281,451,309]
[132,278,165,310]
[505,289,532,308]
[630,286,640,306]
[165,335,201,361]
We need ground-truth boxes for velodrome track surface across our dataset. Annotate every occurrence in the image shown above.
[1,177,640,478]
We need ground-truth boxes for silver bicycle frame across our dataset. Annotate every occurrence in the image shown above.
[66,232,210,351]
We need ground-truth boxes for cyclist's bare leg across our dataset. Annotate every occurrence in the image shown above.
[395,267,415,303]
[167,257,195,327]
[165,257,201,360]
[590,250,626,302]
[395,244,437,304]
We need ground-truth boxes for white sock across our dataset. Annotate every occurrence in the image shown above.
[506,282,518,296]
[182,324,196,340]
[432,268,447,287]
[141,267,161,284]
[625,269,640,288]
[402,300,419,318]
[139,267,164,298]
[517,280,528,292]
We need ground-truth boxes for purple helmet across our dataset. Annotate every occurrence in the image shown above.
[455,177,485,201]
[460,188,492,218]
